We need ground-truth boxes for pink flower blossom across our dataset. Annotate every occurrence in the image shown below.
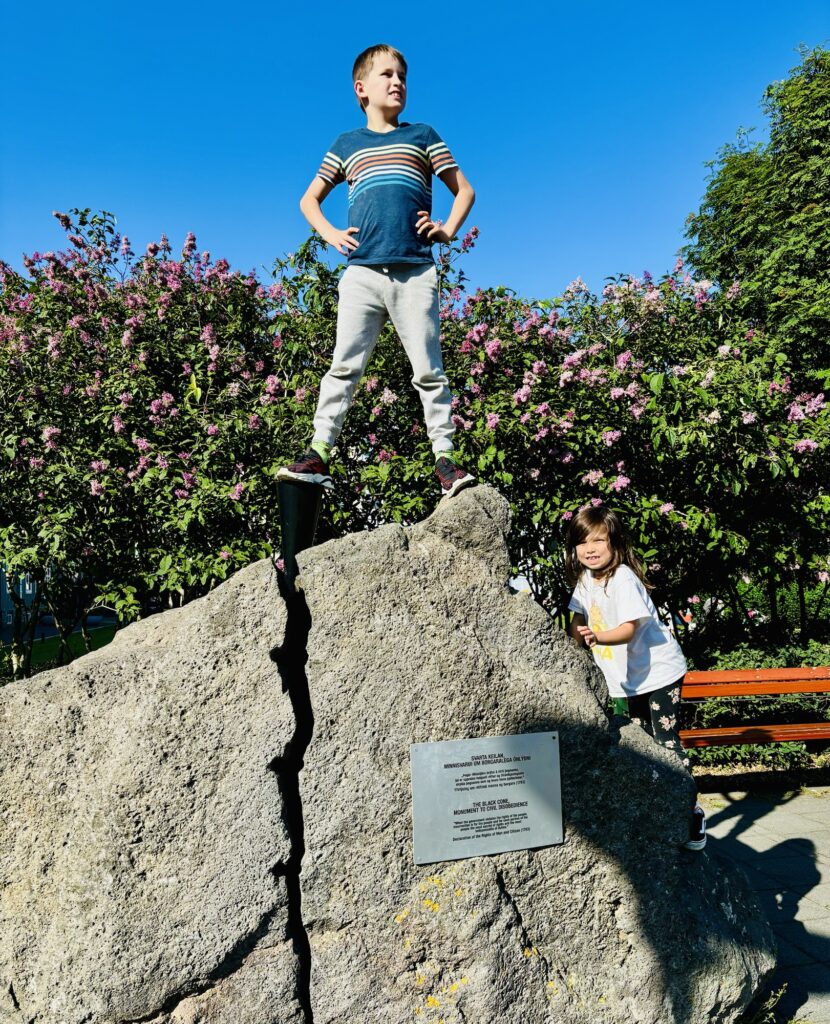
[610,387,625,400]
[793,438,818,453]
[601,429,621,446]
[591,497,603,507]
[365,377,379,392]
[609,474,630,492]
[377,449,392,462]
[768,377,791,395]
[581,469,604,486]
[513,385,532,404]
[229,482,246,500]
[247,414,261,430]
[742,411,758,425]
[818,571,829,584]
[112,415,125,433]
[156,456,169,469]
[659,502,674,514]
[561,510,573,521]
[295,387,307,404]
[562,350,585,370]
[486,412,500,430]
[219,549,230,560]
[460,226,480,252]
[485,338,502,360]
[134,437,151,451]
[615,351,632,371]
[688,595,700,604]
[90,479,104,496]
[381,387,397,405]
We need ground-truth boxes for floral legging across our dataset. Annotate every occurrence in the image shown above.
[625,678,691,771]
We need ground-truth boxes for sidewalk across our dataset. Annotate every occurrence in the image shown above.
[699,785,830,1024]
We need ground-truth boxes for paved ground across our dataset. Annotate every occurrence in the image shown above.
[699,785,830,1024]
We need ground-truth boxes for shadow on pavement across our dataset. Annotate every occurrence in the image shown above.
[703,790,830,1023]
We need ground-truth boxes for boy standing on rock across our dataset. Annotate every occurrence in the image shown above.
[277,43,477,499]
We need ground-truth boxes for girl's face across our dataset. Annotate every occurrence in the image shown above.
[575,528,613,576]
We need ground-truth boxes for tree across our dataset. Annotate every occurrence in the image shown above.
[684,47,830,376]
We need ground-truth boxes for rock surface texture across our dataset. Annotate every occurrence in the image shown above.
[1,485,774,1024]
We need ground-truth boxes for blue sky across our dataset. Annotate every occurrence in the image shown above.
[1,2,827,298]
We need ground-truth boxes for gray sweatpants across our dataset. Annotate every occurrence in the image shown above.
[312,262,455,454]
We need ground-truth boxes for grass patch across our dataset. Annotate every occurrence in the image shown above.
[1,624,118,678]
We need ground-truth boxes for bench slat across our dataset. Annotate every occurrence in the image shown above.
[684,666,830,684]
[680,722,830,748]
[681,679,830,698]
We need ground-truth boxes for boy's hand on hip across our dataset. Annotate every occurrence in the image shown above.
[323,226,359,254]
[416,211,452,244]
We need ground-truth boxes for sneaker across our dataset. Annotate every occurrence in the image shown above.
[276,449,334,489]
[434,456,476,499]
[683,804,707,851]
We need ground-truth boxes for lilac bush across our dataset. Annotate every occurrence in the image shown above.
[1,211,827,677]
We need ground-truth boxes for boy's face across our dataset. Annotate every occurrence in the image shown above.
[355,54,407,117]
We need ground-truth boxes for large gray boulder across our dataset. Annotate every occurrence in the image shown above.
[0,485,774,1024]
[0,561,304,1024]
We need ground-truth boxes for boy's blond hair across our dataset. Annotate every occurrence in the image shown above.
[352,44,408,109]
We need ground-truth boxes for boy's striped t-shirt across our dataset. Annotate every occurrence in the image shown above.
[316,122,459,266]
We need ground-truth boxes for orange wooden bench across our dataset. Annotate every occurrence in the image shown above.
[678,666,830,748]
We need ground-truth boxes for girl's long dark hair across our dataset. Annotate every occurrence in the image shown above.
[564,507,652,590]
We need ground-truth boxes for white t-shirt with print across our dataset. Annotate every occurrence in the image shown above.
[568,564,687,697]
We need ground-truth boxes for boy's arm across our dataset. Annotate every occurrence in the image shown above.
[416,167,475,244]
[299,177,359,255]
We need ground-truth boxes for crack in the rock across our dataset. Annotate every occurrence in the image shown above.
[6,982,21,1015]
[269,570,315,1024]
[494,867,551,979]
[123,906,283,1023]
[123,571,316,1024]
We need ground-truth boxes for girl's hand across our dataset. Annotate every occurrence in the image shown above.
[576,624,599,648]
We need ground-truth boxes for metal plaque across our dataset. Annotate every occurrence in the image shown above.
[410,732,563,864]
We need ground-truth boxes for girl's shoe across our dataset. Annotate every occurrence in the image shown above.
[434,457,476,498]
[276,449,334,489]
[683,804,707,851]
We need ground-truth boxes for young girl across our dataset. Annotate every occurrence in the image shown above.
[565,506,706,851]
